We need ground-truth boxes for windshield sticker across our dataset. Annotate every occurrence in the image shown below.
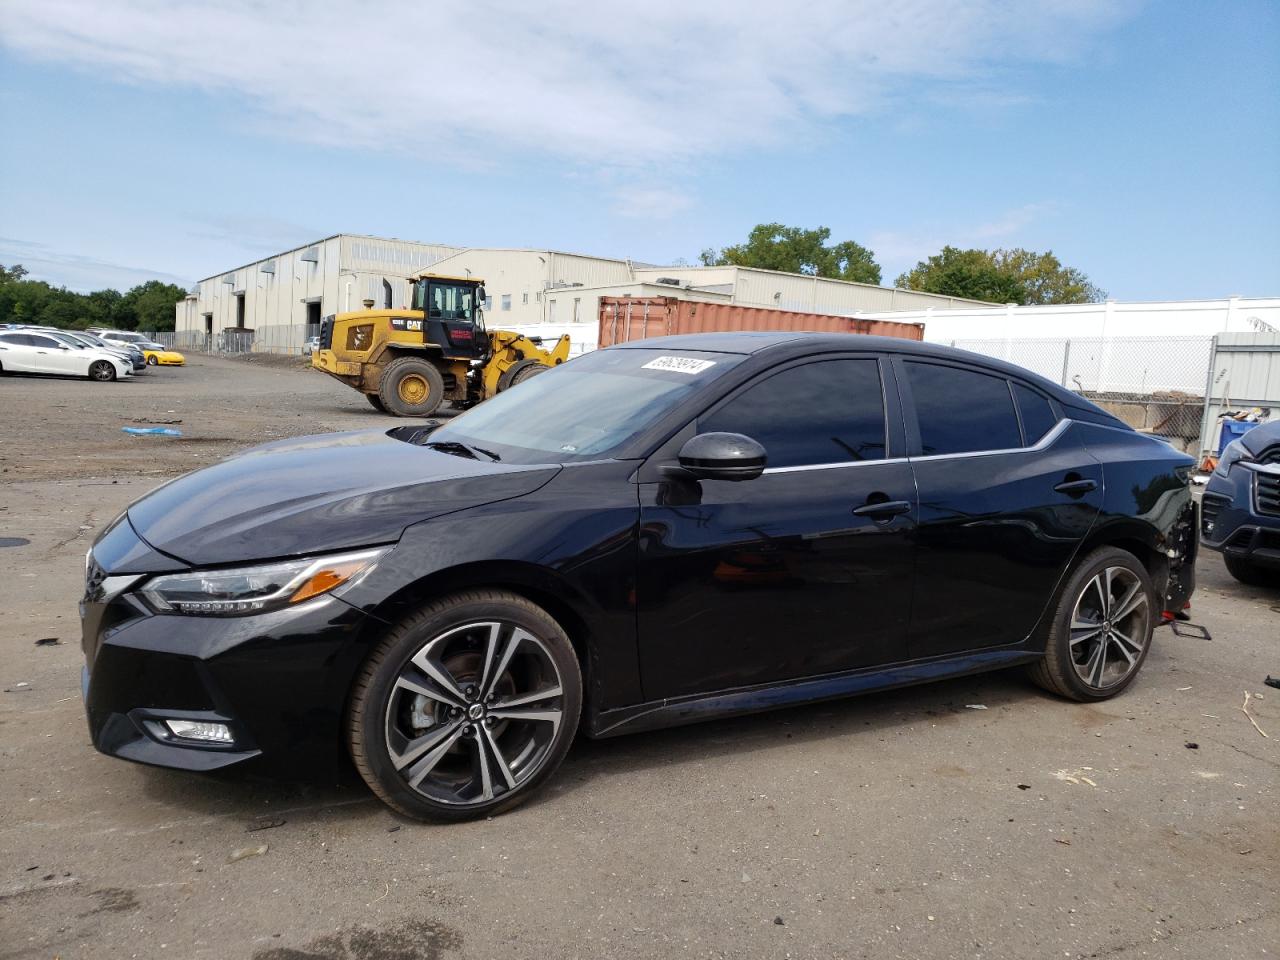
[641,356,717,375]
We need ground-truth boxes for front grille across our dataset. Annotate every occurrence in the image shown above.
[1257,471,1280,517]
[1259,444,1280,465]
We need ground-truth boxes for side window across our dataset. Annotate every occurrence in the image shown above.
[1013,382,1058,445]
[700,358,885,469]
[905,362,1021,455]
[29,335,58,348]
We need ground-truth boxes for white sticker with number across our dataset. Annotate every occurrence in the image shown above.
[641,356,717,375]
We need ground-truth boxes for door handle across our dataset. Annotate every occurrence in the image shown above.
[1054,478,1097,495]
[853,499,912,519]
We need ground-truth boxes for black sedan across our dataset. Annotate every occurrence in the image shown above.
[81,333,1198,820]
[1201,419,1280,584]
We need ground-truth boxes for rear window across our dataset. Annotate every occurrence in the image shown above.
[1013,383,1058,445]
[906,361,1021,455]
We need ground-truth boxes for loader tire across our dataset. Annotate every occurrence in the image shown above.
[379,357,445,417]
[365,393,386,413]
[498,358,549,392]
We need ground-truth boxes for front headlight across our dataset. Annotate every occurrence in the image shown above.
[1214,439,1254,477]
[140,547,388,616]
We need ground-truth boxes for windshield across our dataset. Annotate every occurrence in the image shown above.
[414,280,476,322]
[424,347,743,464]
[107,332,145,343]
[50,333,87,348]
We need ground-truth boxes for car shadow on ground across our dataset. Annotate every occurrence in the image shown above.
[130,666,1057,826]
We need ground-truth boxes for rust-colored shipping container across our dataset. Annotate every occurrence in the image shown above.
[597,297,924,347]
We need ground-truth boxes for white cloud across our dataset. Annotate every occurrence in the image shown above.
[0,236,193,292]
[611,186,695,219]
[0,0,1135,172]
[870,202,1060,278]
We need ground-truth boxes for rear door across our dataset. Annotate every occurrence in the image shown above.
[896,358,1103,659]
[636,354,919,699]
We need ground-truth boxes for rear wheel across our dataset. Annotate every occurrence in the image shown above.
[379,356,445,417]
[497,358,549,392]
[89,360,117,382]
[1028,546,1154,701]
[347,590,582,821]
[365,393,387,413]
[1224,553,1278,587]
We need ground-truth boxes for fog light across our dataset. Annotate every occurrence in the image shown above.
[164,719,234,743]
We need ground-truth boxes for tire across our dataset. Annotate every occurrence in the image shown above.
[365,393,387,413]
[146,355,158,366]
[1223,553,1278,587]
[497,358,548,392]
[347,590,582,821]
[378,356,445,417]
[1028,546,1155,702]
[89,360,117,382]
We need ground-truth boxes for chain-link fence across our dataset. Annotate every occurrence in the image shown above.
[952,335,1213,451]
[143,325,309,356]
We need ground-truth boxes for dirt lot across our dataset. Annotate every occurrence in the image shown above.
[1,356,1277,960]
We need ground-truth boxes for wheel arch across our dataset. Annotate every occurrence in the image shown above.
[1078,519,1169,599]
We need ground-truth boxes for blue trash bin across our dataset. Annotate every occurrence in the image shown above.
[1218,419,1260,454]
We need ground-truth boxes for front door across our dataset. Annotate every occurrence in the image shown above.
[636,356,918,700]
[895,359,1103,659]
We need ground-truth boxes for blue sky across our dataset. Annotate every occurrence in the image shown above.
[1,0,1276,299]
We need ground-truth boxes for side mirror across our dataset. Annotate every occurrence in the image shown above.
[675,432,767,482]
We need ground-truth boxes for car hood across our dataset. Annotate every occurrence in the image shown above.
[1240,420,1280,456]
[126,429,561,567]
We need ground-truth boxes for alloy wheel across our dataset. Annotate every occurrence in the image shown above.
[1069,566,1150,689]
[384,621,564,807]
[90,360,115,381]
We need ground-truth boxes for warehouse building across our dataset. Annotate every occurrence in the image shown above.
[174,236,994,353]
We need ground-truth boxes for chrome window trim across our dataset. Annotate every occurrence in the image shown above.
[910,417,1071,463]
[763,457,909,475]
[760,417,1073,474]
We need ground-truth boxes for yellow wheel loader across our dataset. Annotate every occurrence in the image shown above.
[312,274,571,417]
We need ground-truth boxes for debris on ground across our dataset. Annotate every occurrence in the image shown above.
[4,682,33,693]
[34,637,60,646]
[1265,676,1280,690]
[1240,691,1270,739]
[1176,685,1192,691]
[130,417,183,425]
[964,704,988,710]
[1016,784,1031,790]
[773,916,785,926]
[1185,742,1199,749]
[121,426,183,437]
[1054,838,1071,845]
[227,844,269,863]
[1053,767,1097,786]
[386,825,401,833]
[246,817,286,833]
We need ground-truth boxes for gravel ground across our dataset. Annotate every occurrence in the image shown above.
[0,355,1276,960]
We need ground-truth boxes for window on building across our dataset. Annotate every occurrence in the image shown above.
[522,292,529,305]
[700,359,886,469]
[573,298,581,323]
[1013,382,1058,445]
[905,362,1021,455]
[548,299,557,321]
[235,293,246,328]
[501,294,512,311]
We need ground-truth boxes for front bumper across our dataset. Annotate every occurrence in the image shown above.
[82,587,372,773]
[1201,465,1280,568]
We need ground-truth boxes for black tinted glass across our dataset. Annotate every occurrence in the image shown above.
[906,362,1020,455]
[1013,382,1058,445]
[700,359,885,468]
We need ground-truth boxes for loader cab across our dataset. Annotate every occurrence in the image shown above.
[410,275,489,361]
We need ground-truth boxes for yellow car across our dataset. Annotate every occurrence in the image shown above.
[138,341,186,366]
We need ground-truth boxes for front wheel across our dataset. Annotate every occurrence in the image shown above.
[1028,546,1154,701]
[378,356,445,417]
[146,355,158,366]
[89,360,117,382]
[365,393,387,413]
[347,590,582,821]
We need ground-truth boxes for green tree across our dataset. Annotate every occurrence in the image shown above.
[896,246,1104,305]
[701,223,882,284]
[120,280,186,331]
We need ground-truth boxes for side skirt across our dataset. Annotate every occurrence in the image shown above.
[587,647,1040,739]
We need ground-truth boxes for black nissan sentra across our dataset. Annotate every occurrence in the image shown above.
[81,333,1198,820]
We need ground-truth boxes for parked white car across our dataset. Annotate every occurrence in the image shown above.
[0,331,132,380]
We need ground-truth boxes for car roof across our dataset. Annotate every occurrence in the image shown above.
[612,331,1112,419]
